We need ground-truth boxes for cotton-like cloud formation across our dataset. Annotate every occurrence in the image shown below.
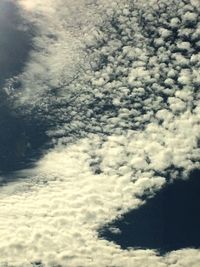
[13,0,123,105]
[1,0,200,266]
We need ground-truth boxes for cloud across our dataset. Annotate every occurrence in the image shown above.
[1,0,200,266]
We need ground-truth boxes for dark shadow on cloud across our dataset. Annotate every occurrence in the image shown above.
[99,169,200,255]
[0,0,33,87]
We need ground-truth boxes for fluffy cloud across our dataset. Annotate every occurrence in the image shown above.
[1,0,200,266]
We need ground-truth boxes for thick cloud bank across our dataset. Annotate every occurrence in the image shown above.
[0,0,200,266]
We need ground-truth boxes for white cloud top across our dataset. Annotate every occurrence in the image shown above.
[1,0,200,266]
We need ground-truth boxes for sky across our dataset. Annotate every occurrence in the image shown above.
[0,0,200,266]
[0,0,31,86]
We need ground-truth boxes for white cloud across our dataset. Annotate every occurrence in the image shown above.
[1,0,200,266]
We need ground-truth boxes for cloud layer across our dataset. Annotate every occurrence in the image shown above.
[0,0,200,266]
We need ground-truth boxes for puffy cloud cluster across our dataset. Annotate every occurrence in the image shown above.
[1,0,200,266]
[64,0,200,135]
[13,0,200,142]
[12,0,110,105]
[0,137,198,267]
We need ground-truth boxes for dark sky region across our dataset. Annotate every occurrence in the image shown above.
[0,105,49,176]
[0,0,33,87]
[0,1,48,177]
[99,169,200,255]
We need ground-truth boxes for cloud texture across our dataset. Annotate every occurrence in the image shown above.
[0,0,200,266]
